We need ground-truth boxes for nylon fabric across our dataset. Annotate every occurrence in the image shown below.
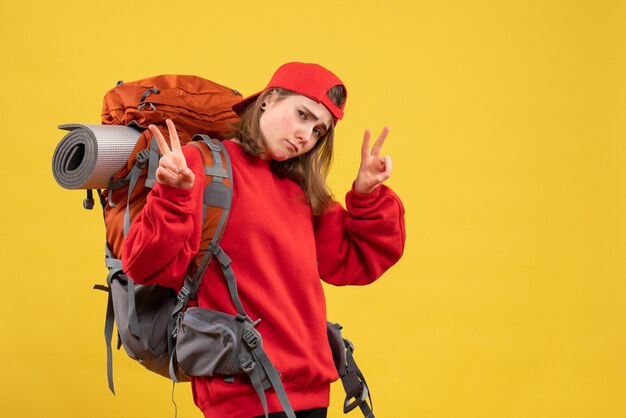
[145,136,159,189]
[101,76,241,259]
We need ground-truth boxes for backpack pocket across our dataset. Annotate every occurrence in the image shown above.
[175,307,256,377]
[110,278,175,361]
[107,275,180,381]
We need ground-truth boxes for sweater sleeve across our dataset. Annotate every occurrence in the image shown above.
[121,145,205,289]
[314,184,406,286]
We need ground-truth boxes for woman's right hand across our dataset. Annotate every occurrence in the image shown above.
[149,119,195,188]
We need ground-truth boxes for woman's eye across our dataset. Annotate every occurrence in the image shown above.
[313,128,321,137]
[298,110,307,119]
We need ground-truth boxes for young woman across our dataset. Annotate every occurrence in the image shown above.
[122,62,406,418]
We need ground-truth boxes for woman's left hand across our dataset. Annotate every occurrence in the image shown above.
[354,126,393,194]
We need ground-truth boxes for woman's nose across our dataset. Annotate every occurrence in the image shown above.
[296,127,314,143]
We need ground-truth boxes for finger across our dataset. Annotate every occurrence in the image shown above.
[156,166,178,183]
[159,157,180,174]
[371,126,390,157]
[166,119,182,153]
[165,119,189,170]
[149,124,170,156]
[382,155,393,179]
[361,129,371,161]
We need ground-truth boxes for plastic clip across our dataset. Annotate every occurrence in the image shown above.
[243,330,260,348]
[241,359,256,373]
[135,149,150,169]
[177,286,191,303]
[344,383,369,413]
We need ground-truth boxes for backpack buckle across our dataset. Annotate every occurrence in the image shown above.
[177,286,191,303]
[344,383,369,413]
[243,329,260,348]
[240,359,256,373]
[135,149,150,169]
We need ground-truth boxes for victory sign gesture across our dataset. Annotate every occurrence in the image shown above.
[354,126,393,194]
[149,119,195,189]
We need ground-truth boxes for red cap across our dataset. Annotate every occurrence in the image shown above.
[232,62,347,123]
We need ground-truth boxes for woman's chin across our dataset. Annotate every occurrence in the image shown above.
[271,151,293,161]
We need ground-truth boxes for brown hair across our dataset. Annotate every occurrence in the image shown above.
[233,86,346,215]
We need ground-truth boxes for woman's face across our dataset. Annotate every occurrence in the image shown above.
[258,93,333,161]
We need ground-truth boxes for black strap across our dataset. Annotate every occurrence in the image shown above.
[340,339,374,417]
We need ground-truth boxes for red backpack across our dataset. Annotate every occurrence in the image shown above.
[100,75,242,258]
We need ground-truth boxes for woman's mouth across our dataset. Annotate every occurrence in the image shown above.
[286,140,297,153]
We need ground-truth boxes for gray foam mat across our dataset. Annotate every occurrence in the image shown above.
[52,124,141,189]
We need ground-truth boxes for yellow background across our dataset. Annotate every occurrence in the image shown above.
[1,0,625,417]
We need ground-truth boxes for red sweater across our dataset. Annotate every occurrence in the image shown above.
[122,140,405,418]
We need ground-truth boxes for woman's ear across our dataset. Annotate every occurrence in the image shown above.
[264,89,276,106]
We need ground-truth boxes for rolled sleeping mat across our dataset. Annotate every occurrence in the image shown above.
[52,124,142,190]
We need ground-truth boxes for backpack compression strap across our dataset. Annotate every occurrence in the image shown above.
[342,341,374,418]
[96,244,125,394]
[328,323,375,418]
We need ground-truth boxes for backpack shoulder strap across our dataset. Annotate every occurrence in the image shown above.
[186,136,248,317]
[172,135,234,306]
[168,136,248,354]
